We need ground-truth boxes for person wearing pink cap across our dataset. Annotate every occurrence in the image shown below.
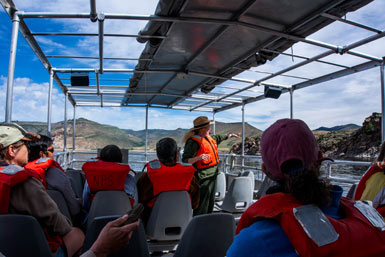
[227,119,385,257]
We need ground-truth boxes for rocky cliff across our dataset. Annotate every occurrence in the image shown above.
[230,112,382,161]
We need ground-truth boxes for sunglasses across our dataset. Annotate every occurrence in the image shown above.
[47,147,54,153]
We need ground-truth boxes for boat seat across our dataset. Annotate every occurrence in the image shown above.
[215,171,226,201]
[173,213,235,257]
[146,191,192,241]
[66,168,85,198]
[346,183,357,199]
[0,214,52,257]
[256,175,276,199]
[83,215,150,257]
[47,189,72,221]
[87,190,132,230]
[241,171,255,191]
[217,177,253,213]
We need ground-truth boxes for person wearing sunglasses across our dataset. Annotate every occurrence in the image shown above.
[0,123,84,257]
[25,135,82,222]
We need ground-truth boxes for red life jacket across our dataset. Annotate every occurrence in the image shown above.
[237,193,385,257]
[25,158,65,188]
[354,162,385,200]
[354,162,385,216]
[82,160,130,197]
[146,160,195,208]
[190,135,219,169]
[0,165,63,253]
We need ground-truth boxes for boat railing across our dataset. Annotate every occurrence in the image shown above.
[55,151,370,188]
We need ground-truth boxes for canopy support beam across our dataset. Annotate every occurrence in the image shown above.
[5,12,19,123]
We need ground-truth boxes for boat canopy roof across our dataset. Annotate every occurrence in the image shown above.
[1,0,384,113]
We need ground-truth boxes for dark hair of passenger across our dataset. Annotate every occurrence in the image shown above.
[376,141,385,163]
[27,135,53,162]
[280,159,331,207]
[156,137,177,166]
[99,145,122,163]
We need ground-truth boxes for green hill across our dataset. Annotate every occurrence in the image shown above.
[16,118,262,152]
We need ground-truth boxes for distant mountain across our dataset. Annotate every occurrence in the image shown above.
[16,118,262,152]
[314,124,360,131]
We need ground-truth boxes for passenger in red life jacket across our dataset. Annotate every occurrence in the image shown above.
[25,135,82,219]
[82,145,137,211]
[137,137,200,224]
[227,119,385,257]
[354,141,385,216]
[0,123,84,257]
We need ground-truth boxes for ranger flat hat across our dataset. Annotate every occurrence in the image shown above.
[189,116,214,131]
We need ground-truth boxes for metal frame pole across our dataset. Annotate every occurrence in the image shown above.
[241,104,245,170]
[381,59,385,142]
[290,87,294,119]
[73,106,76,151]
[145,106,149,162]
[64,92,68,151]
[212,112,216,134]
[47,69,53,134]
[5,13,20,123]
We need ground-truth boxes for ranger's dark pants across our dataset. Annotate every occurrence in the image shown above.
[193,172,218,216]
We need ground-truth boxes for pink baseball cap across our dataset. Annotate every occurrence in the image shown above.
[260,119,320,180]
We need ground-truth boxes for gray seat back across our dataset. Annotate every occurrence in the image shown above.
[66,169,85,198]
[215,172,226,201]
[0,214,52,257]
[146,191,192,240]
[220,177,253,213]
[241,171,255,191]
[87,190,132,230]
[173,213,235,257]
[256,175,276,199]
[47,189,72,221]
[83,215,150,257]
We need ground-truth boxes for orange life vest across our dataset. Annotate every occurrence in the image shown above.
[237,192,385,257]
[191,135,219,169]
[146,160,195,208]
[25,158,65,188]
[0,165,63,252]
[354,162,385,216]
[82,160,130,195]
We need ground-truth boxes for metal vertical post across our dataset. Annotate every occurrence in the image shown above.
[5,13,20,123]
[290,87,294,119]
[381,59,385,142]
[73,106,76,151]
[212,112,216,134]
[47,69,53,134]
[63,92,68,151]
[145,106,149,162]
[241,104,245,170]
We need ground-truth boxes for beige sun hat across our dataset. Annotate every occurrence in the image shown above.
[0,123,40,149]
[189,116,214,131]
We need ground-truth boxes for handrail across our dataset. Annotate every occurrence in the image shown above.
[55,151,369,187]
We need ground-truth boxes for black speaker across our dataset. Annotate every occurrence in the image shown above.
[264,86,282,99]
[71,73,89,86]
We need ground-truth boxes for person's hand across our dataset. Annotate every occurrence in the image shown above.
[90,215,140,257]
[199,153,210,161]
[227,133,241,139]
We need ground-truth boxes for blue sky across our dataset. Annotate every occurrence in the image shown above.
[0,0,384,131]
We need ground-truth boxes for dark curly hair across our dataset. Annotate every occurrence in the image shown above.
[156,137,178,166]
[276,159,332,207]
